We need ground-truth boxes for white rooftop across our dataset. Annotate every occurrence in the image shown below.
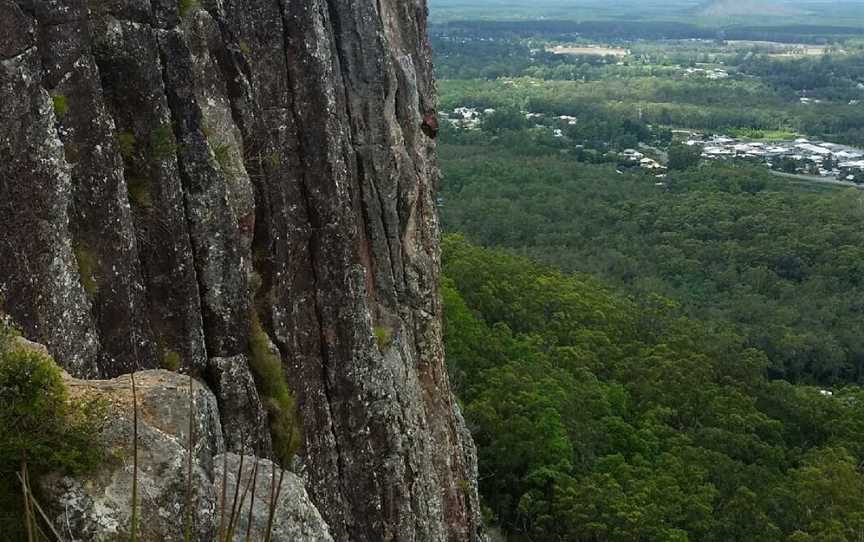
[795,143,833,155]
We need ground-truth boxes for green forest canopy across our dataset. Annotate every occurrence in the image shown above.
[440,145,864,385]
[443,235,864,541]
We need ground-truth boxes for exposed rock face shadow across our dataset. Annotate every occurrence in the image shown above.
[0,0,483,540]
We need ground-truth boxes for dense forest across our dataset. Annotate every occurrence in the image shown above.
[440,147,864,384]
[444,236,864,541]
[434,15,864,541]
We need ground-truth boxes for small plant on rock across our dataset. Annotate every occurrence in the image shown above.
[0,321,104,540]
[212,143,235,174]
[73,242,99,296]
[161,349,182,371]
[149,124,178,162]
[248,313,301,465]
[374,325,393,352]
[117,131,137,160]
[51,94,68,120]
[178,0,199,17]
[126,176,154,209]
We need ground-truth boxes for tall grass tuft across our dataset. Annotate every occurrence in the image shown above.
[247,313,301,465]
[227,453,258,541]
[218,452,228,541]
[130,372,139,542]
[243,459,260,542]
[20,453,34,542]
[184,373,195,541]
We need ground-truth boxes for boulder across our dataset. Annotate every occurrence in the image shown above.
[213,453,333,542]
[40,370,328,541]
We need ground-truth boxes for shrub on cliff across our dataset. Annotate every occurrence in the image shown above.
[0,319,104,539]
[0,350,103,473]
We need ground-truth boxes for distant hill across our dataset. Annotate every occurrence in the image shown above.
[697,0,808,17]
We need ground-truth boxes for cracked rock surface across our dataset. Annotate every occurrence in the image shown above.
[0,0,482,540]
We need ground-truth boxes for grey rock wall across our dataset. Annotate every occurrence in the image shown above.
[0,0,482,540]
[209,354,273,456]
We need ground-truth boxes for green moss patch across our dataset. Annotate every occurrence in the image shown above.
[248,313,301,465]
[52,94,69,120]
[73,243,99,296]
[149,124,178,161]
[178,0,199,17]
[212,143,234,174]
[161,350,182,371]
[374,325,393,352]
[117,131,137,160]
[126,176,154,209]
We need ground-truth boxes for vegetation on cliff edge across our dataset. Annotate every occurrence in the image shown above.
[0,318,104,540]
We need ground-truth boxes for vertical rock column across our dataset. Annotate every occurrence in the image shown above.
[211,0,484,539]
[89,12,211,374]
[0,0,100,377]
[34,0,157,375]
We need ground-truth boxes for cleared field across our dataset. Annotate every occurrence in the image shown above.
[547,45,629,56]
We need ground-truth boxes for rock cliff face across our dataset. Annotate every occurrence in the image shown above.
[0,0,482,540]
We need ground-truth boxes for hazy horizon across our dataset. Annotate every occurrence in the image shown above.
[429,0,864,26]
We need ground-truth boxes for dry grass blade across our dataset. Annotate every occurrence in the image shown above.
[20,455,34,542]
[225,438,246,541]
[243,459,260,542]
[17,471,63,541]
[130,372,139,542]
[264,461,278,542]
[264,466,285,542]
[65,503,74,540]
[218,451,228,541]
[264,409,295,541]
[34,522,50,542]
[184,373,195,541]
[229,457,257,540]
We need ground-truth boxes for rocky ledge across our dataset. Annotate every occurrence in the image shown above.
[41,369,333,541]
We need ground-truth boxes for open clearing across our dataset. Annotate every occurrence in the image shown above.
[547,45,629,57]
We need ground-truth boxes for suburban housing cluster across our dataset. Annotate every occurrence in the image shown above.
[685,135,864,182]
[441,106,864,184]
[619,149,666,175]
